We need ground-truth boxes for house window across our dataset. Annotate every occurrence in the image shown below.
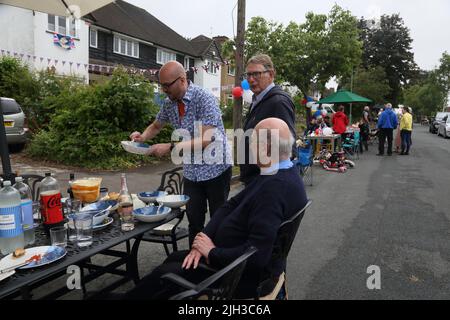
[157,49,176,65]
[58,16,66,35]
[184,57,191,70]
[48,15,56,32]
[90,28,97,48]
[227,65,235,76]
[207,61,218,75]
[113,35,139,58]
[48,14,78,38]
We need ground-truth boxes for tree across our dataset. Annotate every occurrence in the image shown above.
[340,66,390,104]
[359,14,418,106]
[222,5,362,97]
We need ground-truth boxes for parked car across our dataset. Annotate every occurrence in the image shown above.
[309,103,336,116]
[437,115,450,138]
[429,112,450,134]
[1,97,29,151]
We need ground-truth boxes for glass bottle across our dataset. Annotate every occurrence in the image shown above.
[118,173,134,231]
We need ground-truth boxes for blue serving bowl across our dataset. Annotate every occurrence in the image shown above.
[137,191,168,204]
[133,206,171,223]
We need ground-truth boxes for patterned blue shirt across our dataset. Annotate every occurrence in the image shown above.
[156,82,231,182]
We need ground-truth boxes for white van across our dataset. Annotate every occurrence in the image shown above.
[309,103,335,115]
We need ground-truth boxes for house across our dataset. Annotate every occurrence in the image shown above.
[85,0,198,84]
[190,35,224,100]
[0,4,89,82]
[213,36,236,106]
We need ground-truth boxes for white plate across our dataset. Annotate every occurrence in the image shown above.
[121,141,152,155]
[0,246,67,271]
[0,270,15,282]
[93,217,114,231]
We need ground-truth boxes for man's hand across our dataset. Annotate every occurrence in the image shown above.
[149,143,171,157]
[192,232,216,260]
[130,131,144,142]
[182,248,203,270]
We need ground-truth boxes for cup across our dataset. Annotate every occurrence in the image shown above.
[66,199,82,216]
[100,187,109,199]
[50,226,67,248]
[67,214,78,242]
[74,213,93,247]
[119,203,135,232]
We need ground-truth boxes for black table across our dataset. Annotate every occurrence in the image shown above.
[0,210,180,300]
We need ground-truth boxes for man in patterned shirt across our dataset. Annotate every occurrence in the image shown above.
[130,61,232,246]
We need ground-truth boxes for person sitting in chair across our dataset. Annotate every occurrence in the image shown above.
[121,118,308,300]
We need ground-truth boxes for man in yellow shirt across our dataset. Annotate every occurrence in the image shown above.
[400,107,413,155]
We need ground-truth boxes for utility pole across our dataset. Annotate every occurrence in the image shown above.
[233,0,245,131]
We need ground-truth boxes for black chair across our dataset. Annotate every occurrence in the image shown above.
[255,199,313,300]
[161,246,258,300]
[140,167,189,256]
[21,174,45,201]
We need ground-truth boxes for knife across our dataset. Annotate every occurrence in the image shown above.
[0,261,29,274]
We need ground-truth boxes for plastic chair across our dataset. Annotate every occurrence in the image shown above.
[140,167,189,256]
[295,144,313,186]
[255,199,313,300]
[161,246,258,300]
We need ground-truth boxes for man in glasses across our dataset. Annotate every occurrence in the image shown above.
[240,54,296,185]
[130,61,232,246]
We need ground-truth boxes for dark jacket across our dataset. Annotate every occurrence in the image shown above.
[239,86,296,184]
[204,166,307,298]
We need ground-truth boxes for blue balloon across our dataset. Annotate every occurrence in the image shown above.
[241,79,250,90]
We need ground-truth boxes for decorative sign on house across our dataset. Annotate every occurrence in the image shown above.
[53,33,75,50]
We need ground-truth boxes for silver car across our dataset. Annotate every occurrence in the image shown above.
[437,115,450,138]
[1,97,29,150]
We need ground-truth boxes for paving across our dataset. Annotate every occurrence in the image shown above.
[2,124,450,299]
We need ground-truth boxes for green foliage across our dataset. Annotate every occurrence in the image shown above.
[340,66,390,104]
[28,68,164,169]
[403,83,445,117]
[359,14,418,106]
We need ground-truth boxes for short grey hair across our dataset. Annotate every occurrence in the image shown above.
[246,54,274,71]
[385,103,392,109]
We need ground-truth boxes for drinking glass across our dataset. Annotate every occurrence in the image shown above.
[50,226,67,248]
[74,213,93,247]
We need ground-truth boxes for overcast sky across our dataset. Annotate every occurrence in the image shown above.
[127,0,449,71]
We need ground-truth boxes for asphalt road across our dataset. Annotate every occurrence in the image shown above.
[2,124,449,299]
[289,124,450,299]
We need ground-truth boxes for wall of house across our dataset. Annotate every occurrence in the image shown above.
[220,66,235,106]
[194,59,221,100]
[0,6,35,64]
[33,12,89,82]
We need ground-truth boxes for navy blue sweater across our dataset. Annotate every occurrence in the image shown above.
[204,166,308,297]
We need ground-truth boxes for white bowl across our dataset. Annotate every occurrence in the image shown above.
[133,206,171,223]
[121,141,152,155]
[155,195,190,208]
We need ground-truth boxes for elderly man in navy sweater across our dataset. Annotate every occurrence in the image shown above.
[123,118,308,299]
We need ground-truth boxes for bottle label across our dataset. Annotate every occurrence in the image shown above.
[21,200,34,231]
[40,192,63,225]
[0,206,23,238]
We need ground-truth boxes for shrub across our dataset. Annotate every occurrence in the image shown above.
[28,68,169,169]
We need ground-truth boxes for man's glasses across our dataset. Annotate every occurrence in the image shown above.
[160,76,181,89]
[242,70,270,79]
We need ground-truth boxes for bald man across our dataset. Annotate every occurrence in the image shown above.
[123,118,308,300]
[130,61,231,246]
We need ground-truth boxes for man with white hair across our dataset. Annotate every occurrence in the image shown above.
[120,118,308,300]
[376,103,398,156]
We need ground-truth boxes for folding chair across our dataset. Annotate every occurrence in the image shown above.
[294,143,313,186]
[162,247,258,300]
[342,131,360,160]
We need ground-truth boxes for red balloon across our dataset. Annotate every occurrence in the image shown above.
[232,86,243,98]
